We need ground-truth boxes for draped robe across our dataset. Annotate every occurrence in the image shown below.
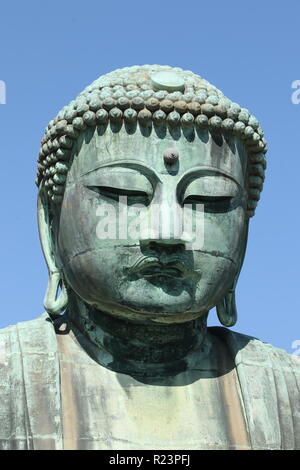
[0,313,299,450]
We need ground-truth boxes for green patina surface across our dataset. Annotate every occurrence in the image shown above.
[0,65,299,450]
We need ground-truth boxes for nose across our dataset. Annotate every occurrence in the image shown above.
[141,240,186,262]
[139,201,195,246]
[137,183,199,248]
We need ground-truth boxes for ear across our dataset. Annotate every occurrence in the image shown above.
[37,188,68,316]
[216,219,249,327]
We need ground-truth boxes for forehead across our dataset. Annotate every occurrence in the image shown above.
[67,126,248,186]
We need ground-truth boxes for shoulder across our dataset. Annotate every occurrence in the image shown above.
[0,313,59,400]
[0,312,52,335]
[0,312,58,387]
[0,312,55,339]
[0,313,56,358]
[209,325,300,372]
[209,326,300,450]
[0,314,62,450]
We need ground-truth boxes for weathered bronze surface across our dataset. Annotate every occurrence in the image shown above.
[0,65,299,450]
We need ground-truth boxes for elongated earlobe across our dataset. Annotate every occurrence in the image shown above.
[216,289,237,327]
[44,271,68,317]
[216,219,249,328]
[38,188,69,318]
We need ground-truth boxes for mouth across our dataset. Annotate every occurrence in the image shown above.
[128,258,186,279]
[139,264,184,279]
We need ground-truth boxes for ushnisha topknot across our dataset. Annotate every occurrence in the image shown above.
[36,65,267,217]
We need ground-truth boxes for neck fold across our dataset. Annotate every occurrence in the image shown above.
[65,293,209,377]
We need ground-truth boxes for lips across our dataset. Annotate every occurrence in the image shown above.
[128,257,186,279]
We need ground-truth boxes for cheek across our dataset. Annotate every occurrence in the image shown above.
[57,186,142,305]
[190,207,247,311]
[192,254,237,311]
[201,207,246,262]
[57,184,100,260]
[62,249,123,306]
[56,185,114,302]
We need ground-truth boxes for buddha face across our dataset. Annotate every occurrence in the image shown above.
[54,125,248,323]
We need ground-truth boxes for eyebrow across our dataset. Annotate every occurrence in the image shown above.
[80,160,162,183]
[80,162,242,190]
[178,166,242,189]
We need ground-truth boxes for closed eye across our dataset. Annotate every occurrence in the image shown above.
[87,186,151,205]
[184,195,233,203]
[183,195,233,213]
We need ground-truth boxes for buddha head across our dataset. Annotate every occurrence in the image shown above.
[36,65,267,328]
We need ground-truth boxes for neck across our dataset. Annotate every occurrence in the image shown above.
[66,293,209,377]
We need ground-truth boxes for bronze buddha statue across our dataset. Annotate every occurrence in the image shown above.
[0,65,299,450]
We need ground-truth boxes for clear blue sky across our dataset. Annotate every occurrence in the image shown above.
[0,0,299,354]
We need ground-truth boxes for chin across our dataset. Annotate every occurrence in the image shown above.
[118,276,193,312]
[134,308,204,324]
